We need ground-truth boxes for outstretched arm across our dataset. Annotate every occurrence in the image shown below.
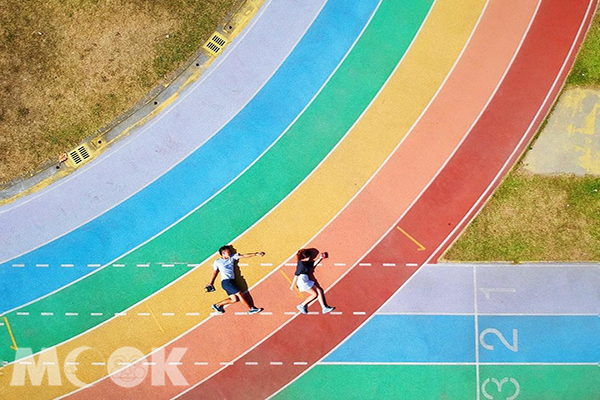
[238,252,266,259]
[207,269,219,286]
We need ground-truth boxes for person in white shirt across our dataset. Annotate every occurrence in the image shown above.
[207,245,265,314]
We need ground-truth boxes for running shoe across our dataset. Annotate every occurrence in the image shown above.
[322,306,335,314]
[212,304,224,314]
[248,307,263,315]
[296,304,308,314]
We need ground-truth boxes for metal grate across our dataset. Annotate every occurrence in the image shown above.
[203,32,228,56]
[67,144,93,166]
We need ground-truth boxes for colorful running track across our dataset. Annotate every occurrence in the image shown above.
[0,0,597,398]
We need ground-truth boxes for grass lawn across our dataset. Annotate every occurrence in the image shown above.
[0,0,236,185]
[566,7,600,87]
[443,171,600,262]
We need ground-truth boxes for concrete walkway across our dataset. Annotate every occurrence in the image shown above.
[524,87,600,175]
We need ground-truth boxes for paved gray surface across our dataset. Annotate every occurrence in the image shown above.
[524,88,600,175]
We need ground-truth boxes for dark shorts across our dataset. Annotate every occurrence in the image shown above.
[221,279,240,296]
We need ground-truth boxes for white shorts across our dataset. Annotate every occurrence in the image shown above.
[296,274,314,292]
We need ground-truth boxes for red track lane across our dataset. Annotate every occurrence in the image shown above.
[182,0,596,398]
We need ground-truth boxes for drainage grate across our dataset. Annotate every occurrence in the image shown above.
[67,144,93,167]
[203,32,228,56]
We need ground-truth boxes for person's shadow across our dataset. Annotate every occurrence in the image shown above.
[230,246,257,308]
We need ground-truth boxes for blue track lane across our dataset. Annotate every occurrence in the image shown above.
[324,315,599,363]
[0,0,380,314]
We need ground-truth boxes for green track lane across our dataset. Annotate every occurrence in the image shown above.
[0,0,433,363]
[277,365,600,399]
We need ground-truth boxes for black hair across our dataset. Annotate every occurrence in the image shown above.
[219,245,234,256]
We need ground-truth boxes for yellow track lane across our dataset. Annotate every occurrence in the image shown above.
[2,0,485,396]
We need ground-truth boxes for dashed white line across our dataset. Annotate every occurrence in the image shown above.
[186,312,200,316]
[194,362,208,366]
[35,264,49,268]
[382,263,396,267]
[359,263,371,267]
[245,362,258,366]
[65,312,79,316]
[12,264,25,268]
[162,313,175,316]
[293,362,308,366]
[270,361,283,366]
[353,311,366,315]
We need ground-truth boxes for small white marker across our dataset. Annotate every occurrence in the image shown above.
[143,362,157,366]
[334,263,346,267]
[353,311,366,315]
[60,264,74,268]
[234,312,247,315]
[12,264,25,268]
[41,312,54,316]
[113,264,125,268]
[17,312,30,316]
[359,263,371,267]
[284,263,296,267]
[137,264,150,268]
[91,313,103,316]
[91,362,106,366]
[382,263,396,267]
[293,362,308,366]
[270,362,283,366]
[239,263,249,267]
[220,362,233,366]
[330,312,343,315]
[194,362,209,366]
[114,312,127,317]
[284,312,296,315]
[65,313,79,316]
[261,312,273,315]
[260,263,273,267]
[65,362,80,366]
[19,361,33,365]
[168,362,183,366]
[162,264,174,268]
[307,312,319,315]
[245,362,258,366]
[42,362,56,366]
[138,313,151,316]
[187,264,201,268]
[162,313,175,316]
[406,263,418,267]
[186,312,200,316]
[36,264,49,268]
[87,264,101,268]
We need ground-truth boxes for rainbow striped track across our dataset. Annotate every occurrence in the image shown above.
[0,0,597,398]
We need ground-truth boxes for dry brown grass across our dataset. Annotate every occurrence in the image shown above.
[0,0,235,184]
[444,169,600,262]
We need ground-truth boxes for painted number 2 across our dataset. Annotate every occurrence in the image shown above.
[482,377,520,399]
[479,328,519,352]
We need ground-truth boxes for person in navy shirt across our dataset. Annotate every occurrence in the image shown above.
[291,248,335,314]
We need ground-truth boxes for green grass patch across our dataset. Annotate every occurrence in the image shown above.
[444,171,600,262]
[566,7,600,87]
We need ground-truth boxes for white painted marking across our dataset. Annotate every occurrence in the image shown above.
[41,312,54,316]
[114,312,127,317]
[194,362,208,366]
[36,264,49,268]
[284,312,296,315]
[143,362,157,366]
[162,313,175,316]
[168,362,183,366]
[359,263,371,266]
[16,312,29,316]
[65,313,79,316]
[261,263,273,267]
[186,312,200,316]
[12,264,25,268]
[187,264,201,268]
[137,264,150,268]
[220,362,233,366]
[382,263,396,267]
[65,362,79,366]
[261,312,273,315]
[91,362,106,366]
[293,362,308,366]
[239,263,249,267]
[330,312,343,315]
[285,263,296,267]
[479,287,516,300]
[162,264,174,268]
[270,362,283,366]
[245,362,258,366]
[234,312,247,315]
[90,313,103,316]
[334,263,346,267]
[113,264,125,268]
[353,312,366,315]
[406,263,418,267]
[87,264,101,268]
[138,313,151,316]
[60,264,74,268]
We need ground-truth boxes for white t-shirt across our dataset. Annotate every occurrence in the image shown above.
[213,253,240,281]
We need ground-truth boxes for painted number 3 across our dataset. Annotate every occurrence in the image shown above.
[482,377,520,400]
[479,328,519,352]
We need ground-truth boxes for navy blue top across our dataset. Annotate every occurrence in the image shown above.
[295,260,314,276]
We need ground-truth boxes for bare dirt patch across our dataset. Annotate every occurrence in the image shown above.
[0,0,235,184]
